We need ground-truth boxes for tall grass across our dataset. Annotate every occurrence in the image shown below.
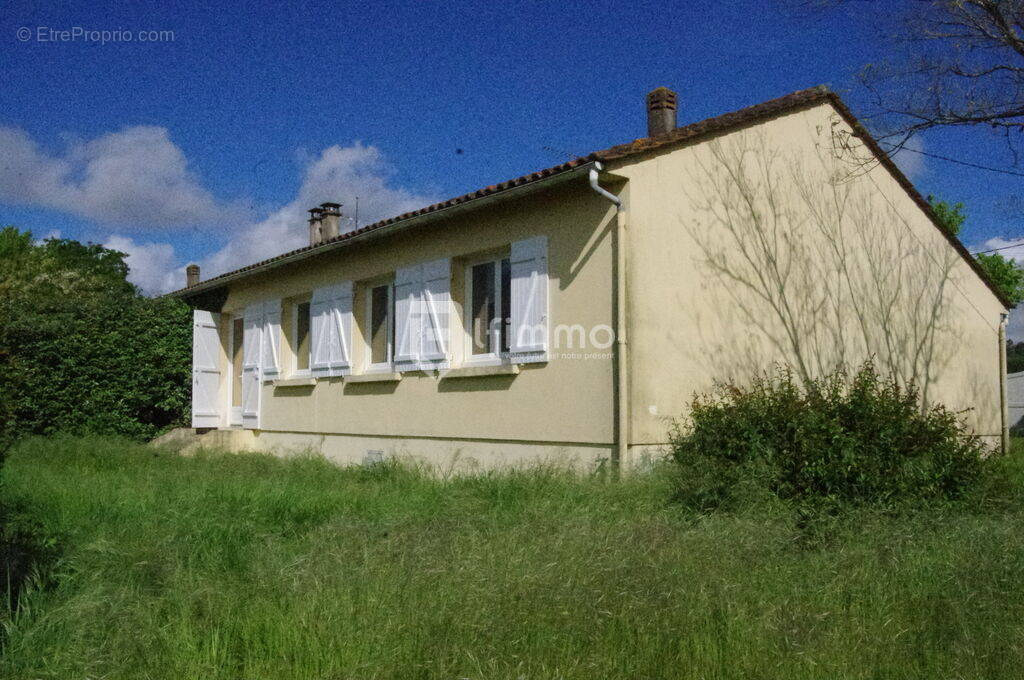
[2,435,1024,679]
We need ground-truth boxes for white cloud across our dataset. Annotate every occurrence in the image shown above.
[974,236,1024,264]
[0,120,434,293]
[0,124,238,227]
[96,142,435,294]
[103,235,183,295]
[197,142,435,279]
[890,136,927,180]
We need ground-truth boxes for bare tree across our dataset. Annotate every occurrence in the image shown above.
[683,126,964,408]
[814,0,1024,164]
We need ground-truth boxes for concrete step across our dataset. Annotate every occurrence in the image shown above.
[149,427,202,452]
[149,427,257,455]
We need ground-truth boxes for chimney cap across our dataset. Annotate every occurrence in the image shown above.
[308,207,324,216]
[646,86,678,110]
[646,86,678,137]
[320,201,342,210]
[185,263,200,288]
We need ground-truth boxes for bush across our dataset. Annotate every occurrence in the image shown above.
[0,227,191,441]
[669,363,987,514]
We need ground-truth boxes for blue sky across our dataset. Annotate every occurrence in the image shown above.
[1,0,1021,296]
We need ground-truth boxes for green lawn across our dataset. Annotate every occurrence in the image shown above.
[2,436,1024,679]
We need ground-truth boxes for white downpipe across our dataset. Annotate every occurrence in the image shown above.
[589,162,628,472]
[1000,312,1010,454]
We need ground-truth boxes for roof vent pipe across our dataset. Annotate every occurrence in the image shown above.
[646,87,678,137]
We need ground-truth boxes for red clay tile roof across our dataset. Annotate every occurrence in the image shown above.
[172,86,1012,308]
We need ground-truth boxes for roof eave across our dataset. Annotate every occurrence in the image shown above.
[171,160,600,300]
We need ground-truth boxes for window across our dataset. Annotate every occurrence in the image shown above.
[231,317,244,408]
[368,283,393,367]
[294,301,311,372]
[466,257,511,360]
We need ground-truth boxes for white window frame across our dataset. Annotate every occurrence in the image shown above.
[290,299,313,377]
[365,282,394,372]
[463,256,510,367]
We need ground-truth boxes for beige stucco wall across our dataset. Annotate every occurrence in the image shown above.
[612,102,1007,451]
[215,181,618,455]
[199,101,1005,466]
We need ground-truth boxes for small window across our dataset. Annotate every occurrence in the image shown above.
[467,257,511,359]
[369,284,393,366]
[294,301,311,371]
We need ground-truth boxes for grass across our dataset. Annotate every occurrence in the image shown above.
[2,435,1024,679]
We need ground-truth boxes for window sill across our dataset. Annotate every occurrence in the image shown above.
[441,364,520,380]
[272,377,317,388]
[346,372,403,384]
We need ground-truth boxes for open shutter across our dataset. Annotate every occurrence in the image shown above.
[329,282,353,373]
[420,258,451,366]
[241,303,262,429]
[311,282,353,378]
[191,310,222,428]
[261,299,282,381]
[510,235,549,361]
[310,287,331,377]
[393,264,421,370]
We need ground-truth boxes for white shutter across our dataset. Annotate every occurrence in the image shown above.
[310,287,331,376]
[261,299,282,381]
[191,310,222,428]
[510,235,549,361]
[393,264,421,369]
[420,258,451,366]
[241,303,262,430]
[311,282,353,377]
[329,282,353,373]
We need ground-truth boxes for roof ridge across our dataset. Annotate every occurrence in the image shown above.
[174,81,1013,308]
[172,86,835,296]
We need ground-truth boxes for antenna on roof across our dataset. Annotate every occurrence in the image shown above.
[541,145,584,163]
[354,197,359,229]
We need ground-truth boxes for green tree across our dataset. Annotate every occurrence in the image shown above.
[928,195,966,236]
[1007,340,1024,373]
[977,252,1024,304]
[0,227,191,441]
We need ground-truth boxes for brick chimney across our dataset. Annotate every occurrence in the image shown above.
[646,87,678,137]
[308,207,324,246]
[186,263,200,288]
[319,202,342,241]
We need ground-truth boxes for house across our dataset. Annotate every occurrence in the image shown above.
[172,86,1012,469]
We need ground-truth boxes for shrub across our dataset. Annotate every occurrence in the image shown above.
[0,227,191,441]
[669,363,987,513]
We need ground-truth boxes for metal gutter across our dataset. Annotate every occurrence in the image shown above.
[174,161,599,299]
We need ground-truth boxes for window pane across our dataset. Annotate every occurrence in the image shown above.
[370,285,390,364]
[296,302,311,370]
[231,317,244,407]
[471,261,496,355]
[500,257,511,354]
